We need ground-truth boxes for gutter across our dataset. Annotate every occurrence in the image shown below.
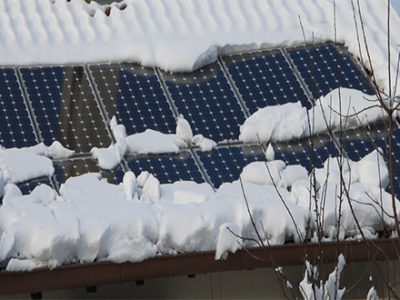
[0,238,399,295]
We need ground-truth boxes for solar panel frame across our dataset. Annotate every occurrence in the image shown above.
[335,122,400,198]
[126,150,206,184]
[18,177,55,195]
[287,43,375,100]
[221,48,312,113]
[19,65,112,153]
[53,157,125,186]
[0,68,38,148]
[195,144,266,188]
[159,61,247,143]
[88,63,177,136]
[271,134,339,170]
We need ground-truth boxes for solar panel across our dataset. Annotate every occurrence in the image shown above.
[272,134,338,170]
[288,44,374,99]
[196,145,265,188]
[222,50,312,112]
[126,151,205,184]
[54,158,124,186]
[0,68,37,148]
[89,63,177,135]
[338,122,400,197]
[19,66,111,153]
[161,62,246,142]
[19,178,54,195]
[338,125,382,161]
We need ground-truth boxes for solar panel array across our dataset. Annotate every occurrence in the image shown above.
[0,43,387,195]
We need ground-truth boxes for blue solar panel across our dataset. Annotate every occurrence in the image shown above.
[196,145,265,188]
[20,66,111,153]
[161,62,246,142]
[273,134,338,170]
[0,68,37,148]
[126,151,204,184]
[339,123,400,198]
[288,44,374,99]
[54,158,124,186]
[19,178,54,195]
[338,125,385,161]
[89,64,177,135]
[222,50,311,112]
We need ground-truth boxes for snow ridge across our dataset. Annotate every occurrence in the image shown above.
[0,0,399,94]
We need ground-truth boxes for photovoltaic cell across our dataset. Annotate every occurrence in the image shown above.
[89,63,176,135]
[20,66,111,153]
[272,134,338,170]
[161,62,246,142]
[54,158,124,186]
[0,68,37,148]
[222,50,311,112]
[338,123,400,198]
[196,145,265,188]
[19,178,53,195]
[126,151,204,184]
[288,44,374,99]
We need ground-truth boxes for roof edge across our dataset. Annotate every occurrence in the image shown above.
[1,238,399,295]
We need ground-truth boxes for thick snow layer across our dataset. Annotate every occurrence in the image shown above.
[0,148,398,271]
[0,0,398,94]
[0,141,73,185]
[126,130,187,155]
[240,88,387,143]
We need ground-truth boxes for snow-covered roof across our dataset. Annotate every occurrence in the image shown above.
[1,0,400,276]
[0,0,399,94]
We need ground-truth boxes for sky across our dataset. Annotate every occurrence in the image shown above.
[392,0,400,16]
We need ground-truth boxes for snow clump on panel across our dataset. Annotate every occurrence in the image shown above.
[240,88,387,144]
[0,141,74,196]
[0,147,398,271]
[91,116,216,170]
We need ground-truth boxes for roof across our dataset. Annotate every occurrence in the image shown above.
[0,0,400,296]
[0,0,399,93]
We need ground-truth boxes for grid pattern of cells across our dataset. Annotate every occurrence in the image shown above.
[222,50,311,112]
[338,123,400,197]
[161,62,246,142]
[337,124,387,161]
[0,68,37,148]
[20,66,111,153]
[288,44,374,99]
[53,158,124,186]
[89,64,176,135]
[272,134,338,170]
[127,152,205,184]
[196,145,265,188]
[19,178,53,195]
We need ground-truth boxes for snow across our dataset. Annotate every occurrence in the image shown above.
[241,160,286,186]
[91,116,216,170]
[125,129,187,155]
[0,146,398,270]
[265,143,275,161]
[0,0,399,272]
[176,115,193,144]
[299,254,346,300]
[240,88,387,144]
[0,0,398,95]
[0,141,73,187]
[366,286,379,300]
[192,134,217,152]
